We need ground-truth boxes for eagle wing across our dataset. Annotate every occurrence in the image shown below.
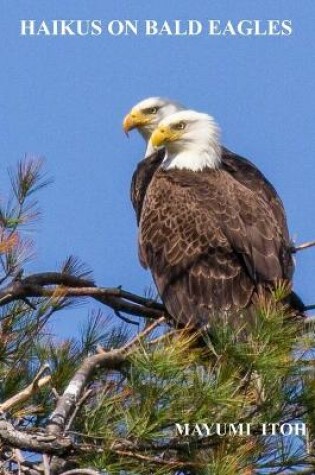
[221,147,290,243]
[130,150,164,224]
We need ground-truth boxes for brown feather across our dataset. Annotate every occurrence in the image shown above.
[138,166,294,328]
[130,149,164,224]
[131,146,290,249]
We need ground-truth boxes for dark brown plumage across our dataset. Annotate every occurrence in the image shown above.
[130,149,165,224]
[131,147,291,247]
[138,165,295,328]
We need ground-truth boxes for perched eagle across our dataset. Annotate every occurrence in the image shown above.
[123,97,289,241]
[123,97,184,223]
[137,110,296,328]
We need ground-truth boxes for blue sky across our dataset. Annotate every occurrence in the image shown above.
[0,1,314,336]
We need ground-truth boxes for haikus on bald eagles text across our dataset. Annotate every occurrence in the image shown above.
[20,19,293,37]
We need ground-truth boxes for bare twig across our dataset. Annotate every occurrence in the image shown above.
[304,305,315,312]
[13,448,25,475]
[65,389,93,432]
[121,316,165,350]
[0,364,51,413]
[114,309,139,326]
[148,329,178,346]
[293,240,315,253]
[43,454,50,475]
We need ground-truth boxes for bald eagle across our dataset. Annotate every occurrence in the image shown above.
[137,110,297,327]
[123,97,289,240]
[123,98,184,223]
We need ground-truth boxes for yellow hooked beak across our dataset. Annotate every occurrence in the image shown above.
[150,126,179,149]
[123,109,151,135]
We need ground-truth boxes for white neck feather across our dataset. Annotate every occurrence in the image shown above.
[145,140,155,158]
[139,127,157,158]
[162,147,221,171]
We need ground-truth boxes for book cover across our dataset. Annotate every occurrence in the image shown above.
[0,1,314,473]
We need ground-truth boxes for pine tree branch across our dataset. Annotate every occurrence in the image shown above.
[46,318,164,437]
[0,420,72,455]
[0,319,167,460]
[0,273,165,319]
[46,348,127,437]
[22,273,94,288]
[0,420,110,458]
[69,432,220,453]
[0,364,51,412]
[112,449,200,469]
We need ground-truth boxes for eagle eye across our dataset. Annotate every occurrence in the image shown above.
[174,121,186,130]
[144,107,159,115]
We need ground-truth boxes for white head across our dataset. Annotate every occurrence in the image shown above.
[149,110,221,172]
[123,97,185,156]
